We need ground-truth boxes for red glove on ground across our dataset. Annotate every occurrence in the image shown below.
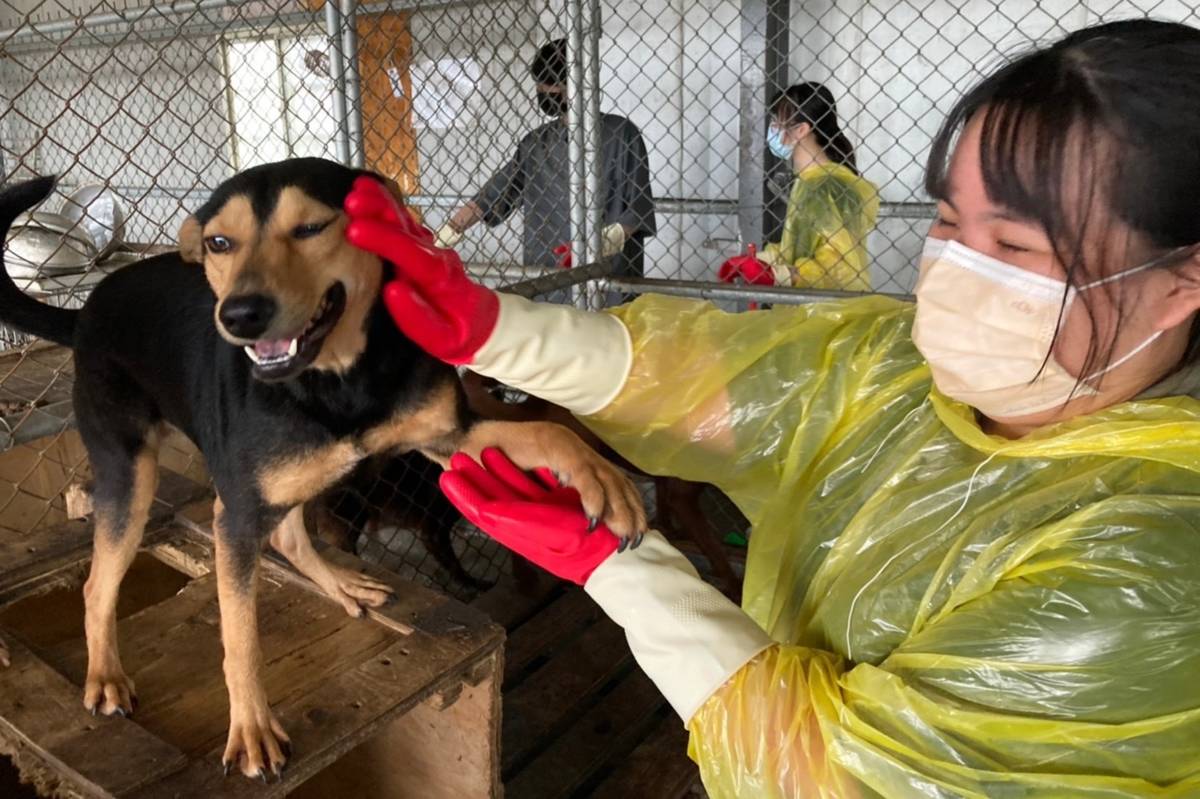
[439,448,620,585]
[717,244,775,286]
[344,176,499,364]
[552,242,573,269]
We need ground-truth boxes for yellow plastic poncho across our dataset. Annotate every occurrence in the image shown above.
[761,162,880,292]
[584,293,1200,798]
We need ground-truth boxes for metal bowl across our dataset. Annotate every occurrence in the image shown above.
[59,185,125,257]
[6,210,98,276]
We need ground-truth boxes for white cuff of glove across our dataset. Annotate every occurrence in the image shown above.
[468,293,633,416]
[600,223,627,259]
[758,249,792,286]
[584,531,773,724]
[436,223,464,249]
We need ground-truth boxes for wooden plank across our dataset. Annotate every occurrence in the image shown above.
[501,616,631,775]
[146,532,213,578]
[0,636,186,797]
[132,638,502,798]
[294,649,502,799]
[505,669,667,799]
[502,588,601,685]
[471,568,563,632]
[0,552,192,653]
[40,570,398,759]
[174,513,497,640]
[587,713,699,799]
[0,467,207,601]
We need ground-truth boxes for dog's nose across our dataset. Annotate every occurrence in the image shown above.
[218,293,277,339]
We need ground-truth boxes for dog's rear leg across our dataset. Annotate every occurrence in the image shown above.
[270,505,394,618]
[215,498,291,780]
[81,426,161,717]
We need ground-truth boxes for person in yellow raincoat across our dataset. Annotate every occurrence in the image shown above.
[346,19,1200,797]
[719,82,879,291]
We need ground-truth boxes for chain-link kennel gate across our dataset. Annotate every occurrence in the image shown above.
[0,0,1195,596]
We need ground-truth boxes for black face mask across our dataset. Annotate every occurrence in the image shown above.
[537,90,568,117]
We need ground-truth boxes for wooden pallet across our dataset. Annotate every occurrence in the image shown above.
[473,571,703,798]
[0,477,504,798]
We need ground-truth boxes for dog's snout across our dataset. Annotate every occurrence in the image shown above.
[218,293,277,339]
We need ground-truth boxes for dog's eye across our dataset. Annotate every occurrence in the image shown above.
[204,235,232,254]
[293,220,333,240]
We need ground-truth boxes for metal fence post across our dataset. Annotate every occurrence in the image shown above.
[339,0,365,169]
[737,0,767,251]
[324,1,352,167]
[568,0,602,305]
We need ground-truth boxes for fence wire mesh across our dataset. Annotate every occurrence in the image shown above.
[0,0,1194,595]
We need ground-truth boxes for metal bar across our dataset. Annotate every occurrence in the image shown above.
[737,0,768,250]
[762,0,790,240]
[324,1,353,166]
[497,260,613,300]
[339,0,365,168]
[567,0,593,279]
[600,276,913,306]
[0,0,239,41]
[0,0,504,56]
[404,192,936,220]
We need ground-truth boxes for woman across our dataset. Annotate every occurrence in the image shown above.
[719,82,879,291]
[346,20,1200,796]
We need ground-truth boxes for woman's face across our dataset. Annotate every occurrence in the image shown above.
[925,115,1200,434]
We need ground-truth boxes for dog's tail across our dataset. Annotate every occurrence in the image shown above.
[0,177,79,347]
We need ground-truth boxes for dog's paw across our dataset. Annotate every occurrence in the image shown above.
[501,422,648,540]
[223,703,291,781]
[83,667,137,717]
[316,562,395,618]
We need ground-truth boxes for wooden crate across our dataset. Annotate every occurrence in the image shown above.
[0,487,503,798]
[472,572,703,798]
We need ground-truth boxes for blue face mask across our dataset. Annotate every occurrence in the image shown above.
[767,126,794,160]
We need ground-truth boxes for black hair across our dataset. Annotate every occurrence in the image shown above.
[770,82,859,174]
[530,38,568,86]
[925,19,1200,376]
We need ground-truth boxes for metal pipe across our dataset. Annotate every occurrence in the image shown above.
[567,0,593,283]
[324,1,353,166]
[583,0,603,309]
[737,0,768,250]
[600,276,913,306]
[498,260,613,300]
[403,192,936,220]
[339,0,365,168]
[0,0,239,42]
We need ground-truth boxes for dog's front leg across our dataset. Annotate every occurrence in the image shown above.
[270,505,394,618]
[214,498,290,781]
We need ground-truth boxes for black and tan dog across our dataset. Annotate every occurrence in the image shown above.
[0,159,643,780]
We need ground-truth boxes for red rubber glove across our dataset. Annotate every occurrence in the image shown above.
[717,244,775,286]
[439,447,619,585]
[344,176,499,365]
[552,242,572,269]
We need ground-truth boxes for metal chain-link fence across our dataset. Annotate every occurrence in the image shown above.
[0,0,1195,596]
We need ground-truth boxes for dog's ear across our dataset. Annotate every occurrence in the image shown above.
[177,215,204,264]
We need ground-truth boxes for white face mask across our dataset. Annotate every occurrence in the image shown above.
[912,238,1166,419]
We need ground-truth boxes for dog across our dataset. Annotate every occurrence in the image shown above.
[0,159,644,780]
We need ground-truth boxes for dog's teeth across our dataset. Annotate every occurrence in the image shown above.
[244,345,263,365]
[286,338,298,357]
